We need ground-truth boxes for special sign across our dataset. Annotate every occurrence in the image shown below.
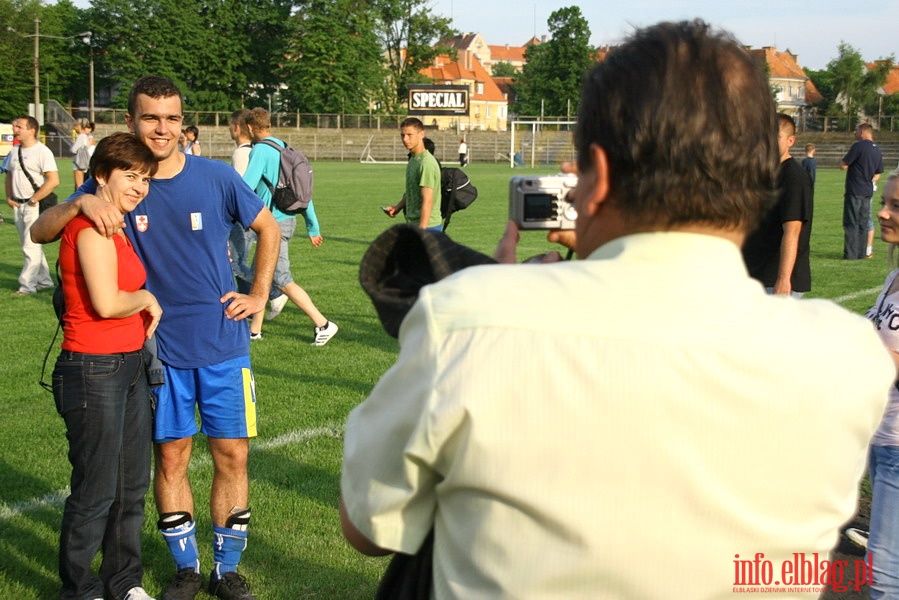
[408,85,469,116]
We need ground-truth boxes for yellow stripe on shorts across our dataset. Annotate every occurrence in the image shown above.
[242,368,257,438]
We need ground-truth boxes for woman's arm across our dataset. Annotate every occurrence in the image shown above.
[71,133,86,154]
[77,228,162,336]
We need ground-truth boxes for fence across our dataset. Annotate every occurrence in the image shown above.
[67,105,899,135]
[47,109,899,168]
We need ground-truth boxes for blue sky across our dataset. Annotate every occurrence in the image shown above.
[431,0,898,70]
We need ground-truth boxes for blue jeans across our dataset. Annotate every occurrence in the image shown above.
[868,444,899,599]
[843,193,871,259]
[52,350,152,600]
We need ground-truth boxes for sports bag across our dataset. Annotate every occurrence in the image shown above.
[440,167,477,230]
[256,139,313,214]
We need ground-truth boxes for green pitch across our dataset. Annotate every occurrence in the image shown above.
[0,160,889,598]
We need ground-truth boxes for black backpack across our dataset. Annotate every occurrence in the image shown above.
[440,167,478,230]
[256,139,314,215]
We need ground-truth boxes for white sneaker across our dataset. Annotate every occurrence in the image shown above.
[123,586,155,600]
[845,528,869,550]
[266,294,288,321]
[312,321,338,346]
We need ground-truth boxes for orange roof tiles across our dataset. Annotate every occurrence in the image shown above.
[421,53,506,103]
[489,45,527,63]
[871,62,899,95]
[747,46,807,79]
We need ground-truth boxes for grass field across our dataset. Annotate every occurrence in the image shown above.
[0,159,892,598]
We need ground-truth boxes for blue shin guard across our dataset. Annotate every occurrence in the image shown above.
[158,512,200,572]
[212,508,250,578]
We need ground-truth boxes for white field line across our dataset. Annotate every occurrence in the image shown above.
[832,286,882,305]
[0,424,343,522]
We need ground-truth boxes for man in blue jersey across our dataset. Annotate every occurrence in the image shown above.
[32,76,280,600]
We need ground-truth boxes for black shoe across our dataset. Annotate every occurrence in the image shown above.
[207,571,256,600]
[161,568,201,600]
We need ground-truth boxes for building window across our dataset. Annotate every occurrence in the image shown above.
[477,82,484,95]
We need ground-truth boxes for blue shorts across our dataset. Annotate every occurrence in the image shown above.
[152,356,257,443]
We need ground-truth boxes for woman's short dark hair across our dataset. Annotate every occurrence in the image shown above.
[576,20,778,232]
[89,132,159,181]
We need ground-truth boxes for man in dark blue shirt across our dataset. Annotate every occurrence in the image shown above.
[841,123,884,259]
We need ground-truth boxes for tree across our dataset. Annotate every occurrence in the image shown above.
[280,0,385,114]
[805,67,836,113]
[371,0,454,112]
[490,61,517,77]
[0,0,91,119]
[511,6,592,117]
[826,42,893,122]
[1,0,43,120]
[88,0,291,111]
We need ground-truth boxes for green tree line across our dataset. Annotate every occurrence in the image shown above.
[805,42,897,122]
[0,0,455,117]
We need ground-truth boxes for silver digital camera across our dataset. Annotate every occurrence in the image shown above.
[509,174,578,230]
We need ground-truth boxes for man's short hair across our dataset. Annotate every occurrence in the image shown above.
[128,76,182,115]
[15,115,39,132]
[576,20,778,232]
[246,107,272,131]
[805,143,815,152]
[777,113,796,137]
[858,123,874,135]
[229,109,251,137]
[401,117,424,130]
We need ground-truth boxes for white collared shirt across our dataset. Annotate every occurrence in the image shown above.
[344,232,893,599]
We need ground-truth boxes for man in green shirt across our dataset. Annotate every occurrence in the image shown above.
[384,118,442,230]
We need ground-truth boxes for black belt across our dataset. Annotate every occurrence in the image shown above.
[13,198,30,203]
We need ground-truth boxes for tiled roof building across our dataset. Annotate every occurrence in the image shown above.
[420,52,509,130]
[746,46,821,115]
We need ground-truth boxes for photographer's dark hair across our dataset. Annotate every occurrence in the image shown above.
[89,132,159,181]
[576,20,778,232]
[128,75,182,115]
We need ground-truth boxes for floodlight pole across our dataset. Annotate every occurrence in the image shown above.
[33,19,40,122]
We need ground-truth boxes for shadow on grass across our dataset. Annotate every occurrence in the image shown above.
[0,505,64,598]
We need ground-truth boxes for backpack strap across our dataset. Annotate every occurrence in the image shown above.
[254,139,284,210]
[18,145,42,193]
[39,260,63,393]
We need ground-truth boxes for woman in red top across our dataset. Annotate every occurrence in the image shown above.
[53,132,162,600]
